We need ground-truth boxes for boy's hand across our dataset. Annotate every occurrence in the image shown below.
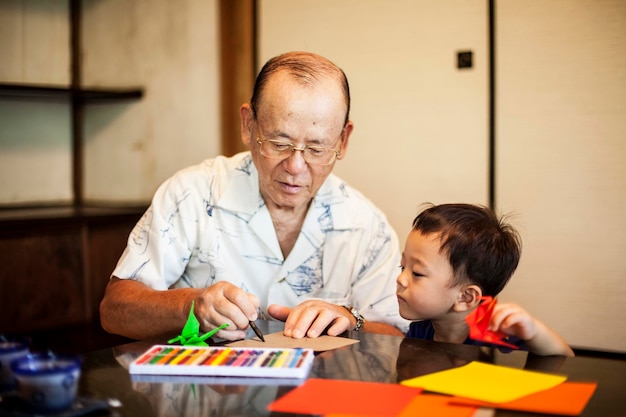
[486,301,575,357]
[489,302,539,341]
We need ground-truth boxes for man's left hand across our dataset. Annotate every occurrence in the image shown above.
[267,301,353,338]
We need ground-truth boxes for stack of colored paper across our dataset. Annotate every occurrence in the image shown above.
[267,361,597,416]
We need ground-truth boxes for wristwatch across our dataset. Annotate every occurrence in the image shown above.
[343,305,365,331]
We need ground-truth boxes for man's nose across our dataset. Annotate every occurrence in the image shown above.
[283,147,308,170]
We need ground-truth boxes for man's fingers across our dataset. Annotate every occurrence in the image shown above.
[267,304,291,321]
[195,282,258,332]
[325,315,351,336]
[223,286,261,320]
[306,309,341,338]
[278,302,352,339]
[215,328,247,341]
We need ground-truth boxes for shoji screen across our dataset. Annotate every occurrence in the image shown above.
[496,0,626,352]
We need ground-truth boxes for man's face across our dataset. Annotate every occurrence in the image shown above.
[244,71,352,213]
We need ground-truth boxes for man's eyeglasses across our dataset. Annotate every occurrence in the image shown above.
[256,136,341,166]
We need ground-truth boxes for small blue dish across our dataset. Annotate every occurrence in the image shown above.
[0,340,29,391]
[10,352,82,413]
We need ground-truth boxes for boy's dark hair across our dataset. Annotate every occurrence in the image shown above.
[412,203,521,296]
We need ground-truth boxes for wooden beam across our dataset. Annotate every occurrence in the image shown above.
[219,0,256,156]
[70,0,83,206]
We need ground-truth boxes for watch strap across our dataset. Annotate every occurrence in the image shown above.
[343,305,365,331]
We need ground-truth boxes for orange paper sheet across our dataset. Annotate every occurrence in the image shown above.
[267,378,422,417]
[401,361,567,403]
[397,394,478,417]
[449,381,597,416]
[326,394,477,417]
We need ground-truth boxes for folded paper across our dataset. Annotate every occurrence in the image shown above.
[465,296,518,349]
[168,301,228,346]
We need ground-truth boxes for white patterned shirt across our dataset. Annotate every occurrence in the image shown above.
[112,152,409,331]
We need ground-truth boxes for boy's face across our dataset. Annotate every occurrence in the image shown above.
[396,230,462,321]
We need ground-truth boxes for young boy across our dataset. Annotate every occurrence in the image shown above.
[396,203,574,357]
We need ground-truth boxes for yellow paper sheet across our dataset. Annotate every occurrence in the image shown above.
[226,331,359,352]
[400,361,566,403]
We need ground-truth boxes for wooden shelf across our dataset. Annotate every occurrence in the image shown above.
[0,2,148,337]
[0,204,147,231]
[0,83,143,103]
[0,205,146,334]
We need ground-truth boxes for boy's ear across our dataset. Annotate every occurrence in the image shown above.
[453,284,482,312]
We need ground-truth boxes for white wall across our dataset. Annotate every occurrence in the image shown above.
[81,0,221,203]
[0,1,70,84]
[0,0,72,204]
[0,0,221,205]
[259,0,490,247]
[259,0,626,352]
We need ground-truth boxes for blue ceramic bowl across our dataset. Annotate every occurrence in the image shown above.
[10,353,81,413]
[0,341,29,390]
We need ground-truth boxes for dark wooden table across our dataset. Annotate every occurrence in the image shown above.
[41,321,626,416]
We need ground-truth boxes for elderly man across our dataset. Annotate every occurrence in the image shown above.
[100,51,409,341]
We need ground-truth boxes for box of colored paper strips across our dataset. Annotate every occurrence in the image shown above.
[129,345,314,379]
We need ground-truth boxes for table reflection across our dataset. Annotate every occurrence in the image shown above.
[74,321,625,417]
[395,337,568,382]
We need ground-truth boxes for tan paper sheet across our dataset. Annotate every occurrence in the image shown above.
[226,331,359,352]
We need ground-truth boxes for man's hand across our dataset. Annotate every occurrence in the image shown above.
[193,281,261,341]
[268,300,353,338]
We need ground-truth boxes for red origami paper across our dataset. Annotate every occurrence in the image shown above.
[268,378,422,417]
[465,296,519,349]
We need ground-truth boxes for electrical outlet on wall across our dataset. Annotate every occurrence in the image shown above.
[457,50,473,69]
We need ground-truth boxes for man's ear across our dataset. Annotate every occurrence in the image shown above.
[239,103,255,148]
[335,121,353,160]
[453,284,482,312]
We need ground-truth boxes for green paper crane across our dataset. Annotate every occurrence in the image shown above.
[167,301,229,346]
